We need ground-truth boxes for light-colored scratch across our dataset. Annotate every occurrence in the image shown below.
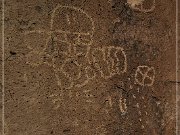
[133,94,136,99]
[137,87,140,93]
[85,66,96,79]
[66,14,71,25]
[115,47,127,74]
[107,47,116,77]
[136,103,140,108]
[92,47,107,78]
[119,96,127,115]
[23,73,28,83]
[107,96,113,108]
[130,85,133,89]
[50,5,61,30]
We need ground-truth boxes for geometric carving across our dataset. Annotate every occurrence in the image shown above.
[135,65,155,86]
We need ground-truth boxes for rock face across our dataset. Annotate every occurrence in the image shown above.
[3,0,177,135]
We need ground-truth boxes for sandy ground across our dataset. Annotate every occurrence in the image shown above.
[0,0,178,134]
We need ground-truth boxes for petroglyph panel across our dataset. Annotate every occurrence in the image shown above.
[5,0,176,134]
[24,5,128,90]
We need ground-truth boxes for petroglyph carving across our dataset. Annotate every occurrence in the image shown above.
[51,5,95,39]
[61,58,82,80]
[127,0,156,13]
[130,85,146,130]
[119,96,127,115]
[105,93,127,115]
[106,96,113,108]
[24,5,127,90]
[24,5,94,89]
[92,46,127,79]
[105,81,128,115]
[135,65,155,86]
[92,48,110,78]
[107,46,127,75]
[51,5,95,89]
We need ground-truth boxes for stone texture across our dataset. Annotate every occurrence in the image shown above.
[2,0,177,134]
